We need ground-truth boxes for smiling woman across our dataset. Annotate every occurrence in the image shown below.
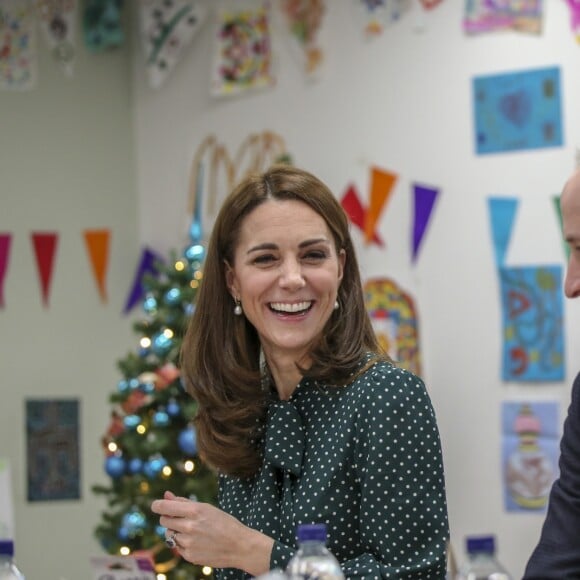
[151,165,450,579]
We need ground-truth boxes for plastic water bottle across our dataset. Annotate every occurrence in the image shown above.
[0,541,25,579]
[457,535,511,580]
[286,523,344,579]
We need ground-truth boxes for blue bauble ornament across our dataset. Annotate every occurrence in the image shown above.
[178,426,197,456]
[121,508,147,537]
[164,287,182,305]
[128,458,143,474]
[140,381,155,394]
[156,525,167,538]
[117,379,129,394]
[143,293,158,315]
[152,330,174,356]
[153,408,170,427]
[105,455,126,479]
[143,454,167,479]
[117,526,130,541]
[166,399,180,417]
[184,243,205,262]
[123,414,141,429]
[129,378,140,390]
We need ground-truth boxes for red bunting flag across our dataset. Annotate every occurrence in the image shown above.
[83,229,111,303]
[31,232,58,307]
[340,183,384,247]
[0,233,12,308]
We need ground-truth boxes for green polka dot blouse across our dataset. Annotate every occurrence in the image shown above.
[217,359,449,579]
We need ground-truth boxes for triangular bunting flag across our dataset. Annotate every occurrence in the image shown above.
[31,232,58,307]
[83,229,111,303]
[0,234,12,308]
[364,167,397,244]
[140,0,207,89]
[340,184,384,247]
[123,247,164,315]
[488,197,518,268]
[412,183,440,263]
[553,195,569,260]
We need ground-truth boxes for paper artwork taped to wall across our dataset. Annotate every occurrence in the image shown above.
[280,0,326,77]
[464,0,543,35]
[139,0,207,90]
[36,0,78,77]
[26,398,80,501]
[364,278,422,376]
[0,0,37,91]
[499,265,564,381]
[351,0,412,38]
[473,66,562,154]
[488,196,565,382]
[211,3,275,97]
[502,401,559,512]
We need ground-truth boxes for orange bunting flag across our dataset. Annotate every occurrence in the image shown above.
[364,167,397,244]
[31,232,58,307]
[83,229,111,303]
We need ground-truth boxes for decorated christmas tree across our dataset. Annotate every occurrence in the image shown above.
[93,132,291,579]
[92,215,218,579]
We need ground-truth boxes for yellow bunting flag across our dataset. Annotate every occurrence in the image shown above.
[83,229,110,303]
[364,167,397,244]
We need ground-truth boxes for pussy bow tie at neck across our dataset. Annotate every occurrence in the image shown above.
[263,400,305,477]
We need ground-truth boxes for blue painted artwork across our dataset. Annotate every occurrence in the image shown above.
[499,265,564,381]
[473,66,563,154]
[502,401,559,512]
[26,399,80,501]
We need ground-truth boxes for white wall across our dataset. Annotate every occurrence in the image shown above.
[0,14,138,580]
[134,1,580,578]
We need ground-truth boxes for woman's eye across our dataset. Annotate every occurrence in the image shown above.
[253,254,276,265]
[303,250,327,261]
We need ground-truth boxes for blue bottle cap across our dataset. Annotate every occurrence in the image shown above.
[466,535,495,554]
[0,540,14,556]
[297,523,327,542]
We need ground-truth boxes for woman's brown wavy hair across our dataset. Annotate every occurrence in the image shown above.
[180,165,381,479]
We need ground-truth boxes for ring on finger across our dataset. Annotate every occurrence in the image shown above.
[165,530,178,549]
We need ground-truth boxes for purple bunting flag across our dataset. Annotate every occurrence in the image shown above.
[123,247,164,314]
[412,183,440,264]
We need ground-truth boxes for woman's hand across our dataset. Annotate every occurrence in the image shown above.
[151,491,274,576]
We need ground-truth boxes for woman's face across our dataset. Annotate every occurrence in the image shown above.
[226,198,345,365]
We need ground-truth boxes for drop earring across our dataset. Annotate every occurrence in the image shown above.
[334,300,339,310]
[234,299,243,316]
